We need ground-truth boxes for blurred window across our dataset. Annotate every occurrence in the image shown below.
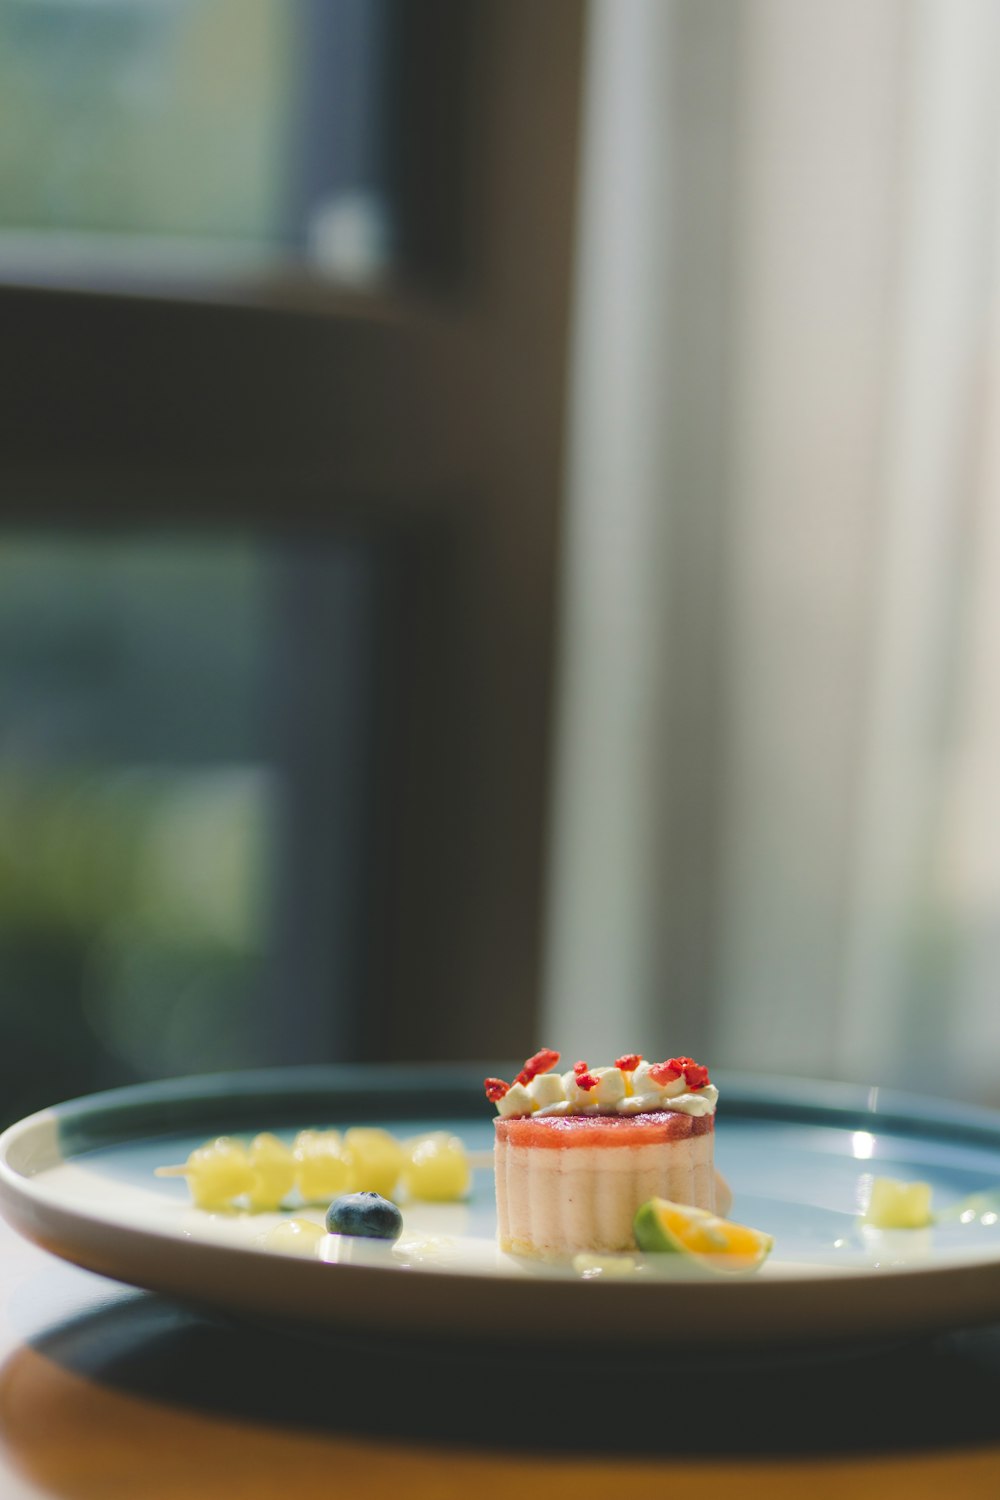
[0,534,380,1122]
[0,0,466,290]
[0,0,584,1118]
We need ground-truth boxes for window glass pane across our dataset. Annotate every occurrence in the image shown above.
[0,0,396,284]
[0,533,377,1124]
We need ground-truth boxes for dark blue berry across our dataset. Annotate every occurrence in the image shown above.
[325,1191,403,1241]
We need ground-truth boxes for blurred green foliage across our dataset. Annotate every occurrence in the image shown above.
[0,537,278,1122]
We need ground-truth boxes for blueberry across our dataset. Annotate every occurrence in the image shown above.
[325,1191,403,1241]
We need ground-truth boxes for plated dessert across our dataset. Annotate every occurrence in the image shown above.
[148,1056,778,1275]
[486,1049,727,1258]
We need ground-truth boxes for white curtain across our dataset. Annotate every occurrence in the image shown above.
[543,0,1000,1104]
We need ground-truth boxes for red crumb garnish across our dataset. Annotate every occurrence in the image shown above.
[484,1077,510,1102]
[649,1056,711,1090]
[667,1056,711,1089]
[575,1070,600,1091]
[573,1060,589,1075]
[615,1053,642,1072]
[514,1047,561,1087]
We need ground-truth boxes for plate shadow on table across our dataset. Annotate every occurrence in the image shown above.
[4,1294,1000,1462]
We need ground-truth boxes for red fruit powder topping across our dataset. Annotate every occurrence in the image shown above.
[575,1070,600,1091]
[649,1056,710,1090]
[649,1061,682,1086]
[615,1054,642,1072]
[514,1048,561,1087]
[573,1060,589,1076]
[484,1077,510,1102]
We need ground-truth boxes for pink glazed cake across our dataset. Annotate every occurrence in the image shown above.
[486,1050,725,1258]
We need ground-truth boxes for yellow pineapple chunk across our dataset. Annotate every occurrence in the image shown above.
[864,1177,933,1229]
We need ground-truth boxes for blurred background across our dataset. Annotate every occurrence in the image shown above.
[0,0,998,1125]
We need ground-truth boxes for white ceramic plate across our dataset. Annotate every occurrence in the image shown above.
[3,1065,1000,1351]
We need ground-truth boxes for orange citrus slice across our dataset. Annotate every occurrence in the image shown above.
[633,1197,773,1274]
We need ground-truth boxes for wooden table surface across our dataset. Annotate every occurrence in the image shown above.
[4,1214,1000,1499]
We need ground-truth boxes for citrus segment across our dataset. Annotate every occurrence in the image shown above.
[633,1196,773,1273]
